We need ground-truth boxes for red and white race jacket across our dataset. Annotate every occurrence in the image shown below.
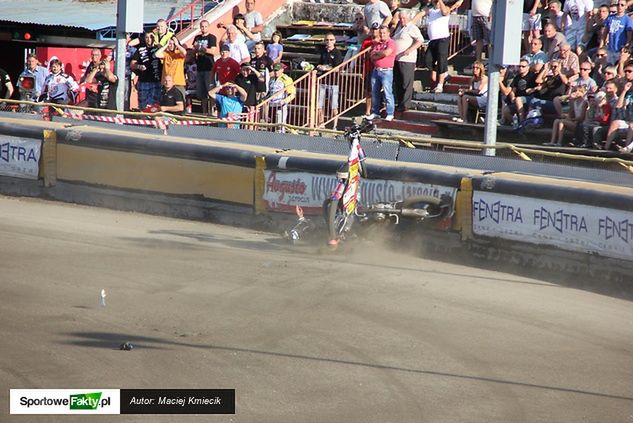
[43,72,79,103]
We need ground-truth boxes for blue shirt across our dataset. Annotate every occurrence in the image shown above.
[604,15,633,53]
[266,43,283,62]
[18,65,49,99]
[216,94,244,128]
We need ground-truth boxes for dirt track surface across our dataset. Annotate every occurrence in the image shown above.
[1,195,632,422]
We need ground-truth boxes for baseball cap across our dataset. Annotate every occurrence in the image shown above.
[272,63,282,71]
[220,44,230,52]
[371,22,380,30]
[594,91,606,101]
[240,62,251,68]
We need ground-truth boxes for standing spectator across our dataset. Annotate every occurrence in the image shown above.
[84,58,118,110]
[184,48,198,108]
[523,0,543,55]
[235,63,261,114]
[362,23,381,117]
[223,25,251,65]
[228,14,249,45]
[267,31,284,65]
[251,41,273,103]
[471,0,492,62]
[393,9,424,112]
[581,5,610,58]
[546,0,571,32]
[80,48,102,108]
[17,54,48,107]
[522,37,548,73]
[543,23,568,59]
[212,45,241,87]
[42,59,79,105]
[454,61,488,123]
[417,0,458,93]
[124,34,138,111]
[547,84,588,145]
[0,68,14,101]
[367,25,396,121]
[153,19,174,47]
[364,0,392,29]
[561,0,594,54]
[159,75,184,115]
[155,37,187,99]
[602,1,633,65]
[352,12,370,46]
[193,19,218,114]
[503,58,538,125]
[209,82,248,128]
[267,64,296,132]
[387,0,402,33]
[316,33,344,128]
[130,32,162,110]
[243,0,264,50]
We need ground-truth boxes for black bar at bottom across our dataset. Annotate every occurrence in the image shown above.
[120,389,235,414]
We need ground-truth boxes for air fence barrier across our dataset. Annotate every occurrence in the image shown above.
[0,109,633,280]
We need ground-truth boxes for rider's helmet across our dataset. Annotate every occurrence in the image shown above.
[336,163,349,180]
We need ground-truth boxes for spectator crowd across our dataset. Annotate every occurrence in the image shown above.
[2,0,633,150]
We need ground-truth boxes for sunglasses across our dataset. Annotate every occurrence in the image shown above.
[519,65,528,68]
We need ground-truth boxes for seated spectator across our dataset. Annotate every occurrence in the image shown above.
[223,25,250,65]
[546,84,587,146]
[602,1,633,65]
[604,79,620,109]
[554,60,597,115]
[155,37,187,100]
[552,43,580,79]
[527,60,568,117]
[159,75,184,115]
[498,66,515,125]
[453,61,488,123]
[83,57,118,110]
[543,23,567,59]
[208,81,248,127]
[581,90,613,148]
[41,59,79,105]
[212,45,241,87]
[267,31,284,65]
[592,48,610,86]
[561,0,593,55]
[522,37,548,73]
[130,32,163,110]
[604,80,633,149]
[317,32,344,128]
[502,59,537,125]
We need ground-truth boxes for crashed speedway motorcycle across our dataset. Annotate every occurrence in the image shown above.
[283,120,453,247]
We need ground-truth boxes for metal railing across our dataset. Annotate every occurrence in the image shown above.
[165,0,210,35]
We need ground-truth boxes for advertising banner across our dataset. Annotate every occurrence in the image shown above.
[263,170,456,214]
[472,191,633,261]
[0,136,42,179]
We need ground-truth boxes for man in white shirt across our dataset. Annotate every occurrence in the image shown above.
[393,9,424,111]
[223,25,251,65]
[364,0,392,29]
[562,0,594,53]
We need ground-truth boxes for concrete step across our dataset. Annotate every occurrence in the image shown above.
[397,110,453,122]
[372,119,439,135]
[410,100,459,115]
[414,92,459,104]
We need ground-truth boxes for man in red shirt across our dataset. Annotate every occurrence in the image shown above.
[211,44,240,87]
[367,25,396,121]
